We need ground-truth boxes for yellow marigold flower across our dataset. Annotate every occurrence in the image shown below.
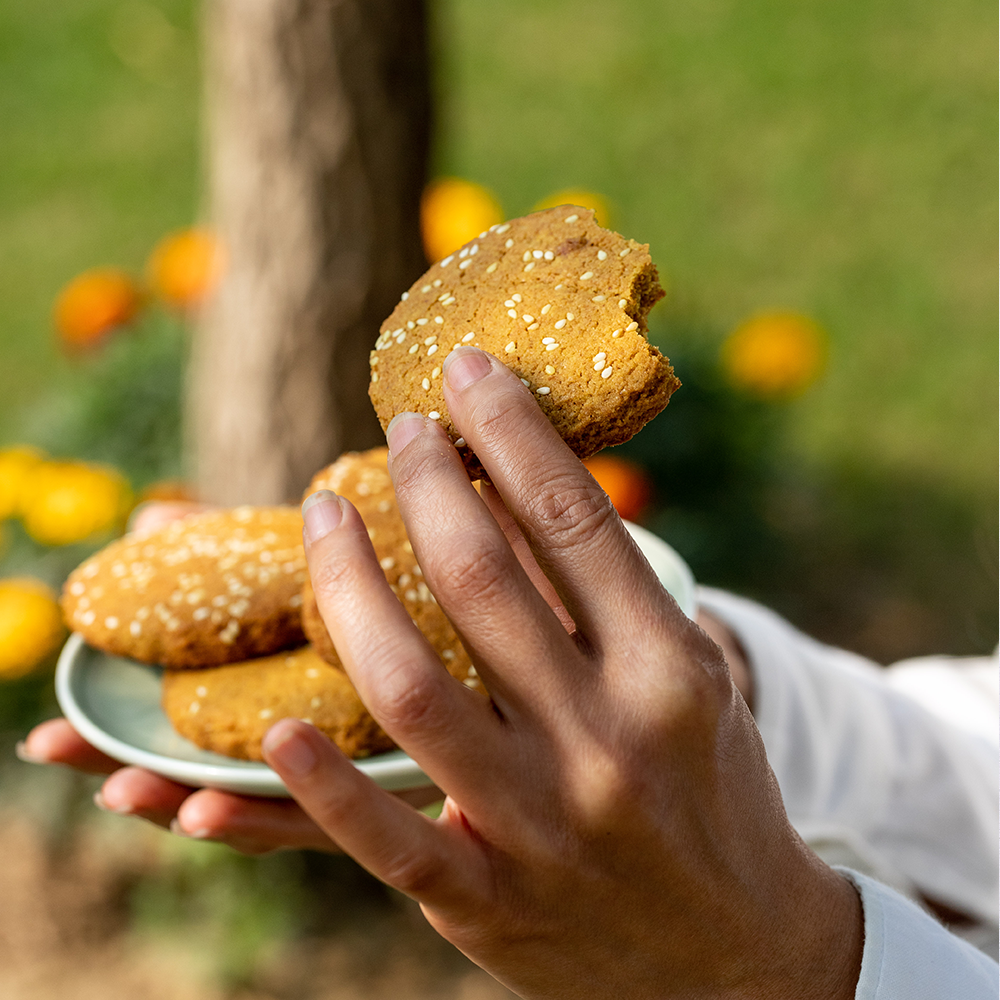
[721,312,827,399]
[533,188,612,228]
[0,578,66,680]
[21,461,132,546]
[421,178,504,263]
[54,268,143,349]
[147,227,225,308]
[0,446,46,520]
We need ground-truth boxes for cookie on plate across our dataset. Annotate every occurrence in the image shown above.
[161,645,395,761]
[368,206,680,478]
[302,448,484,694]
[62,507,307,668]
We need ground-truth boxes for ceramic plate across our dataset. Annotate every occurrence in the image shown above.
[55,522,696,797]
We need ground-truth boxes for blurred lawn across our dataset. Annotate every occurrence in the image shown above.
[0,0,995,654]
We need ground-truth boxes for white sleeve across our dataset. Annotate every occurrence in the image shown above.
[696,587,999,928]
[839,869,998,998]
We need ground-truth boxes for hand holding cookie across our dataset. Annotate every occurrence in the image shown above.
[264,347,863,1000]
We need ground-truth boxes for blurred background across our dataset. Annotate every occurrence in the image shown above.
[1,1,995,997]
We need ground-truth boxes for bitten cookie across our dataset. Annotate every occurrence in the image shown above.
[302,448,484,694]
[61,507,307,668]
[161,645,395,761]
[368,206,680,477]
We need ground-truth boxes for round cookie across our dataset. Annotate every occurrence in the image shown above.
[62,506,307,668]
[368,206,680,478]
[161,645,395,761]
[302,448,484,694]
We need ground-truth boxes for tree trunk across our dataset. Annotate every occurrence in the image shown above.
[190,0,431,504]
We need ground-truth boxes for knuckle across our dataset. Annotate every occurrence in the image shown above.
[368,660,450,735]
[528,473,616,550]
[378,846,447,897]
[432,536,511,607]
[308,553,363,604]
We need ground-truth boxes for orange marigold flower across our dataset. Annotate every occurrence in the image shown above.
[584,454,653,523]
[421,178,504,263]
[54,268,142,349]
[0,445,46,520]
[533,188,612,228]
[0,577,66,680]
[147,227,225,308]
[721,312,827,399]
[21,460,132,547]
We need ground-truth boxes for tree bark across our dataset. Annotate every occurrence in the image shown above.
[190,0,431,504]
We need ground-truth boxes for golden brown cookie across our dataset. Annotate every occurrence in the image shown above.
[302,448,484,694]
[368,206,680,478]
[62,507,307,668]
[161,645,395,761]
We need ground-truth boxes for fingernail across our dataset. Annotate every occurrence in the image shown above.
[386,412,427,457]
[170,819,211,839]
[262,721,318,777]
[302,490,344,544]
[443,346,491,391]
[94,790,133,815]
[14,740,44,764]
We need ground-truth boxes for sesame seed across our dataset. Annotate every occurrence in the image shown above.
[580,271,593,280]
[507,309,518,318]
[428,344,439,355]
[259,709,273,720]
[422,378,430,390]
[486,262,498,272]
[470,244,479,255]
[129,621,142,636]
[193,607,210,621]
[421,284,432,293]
[625,321,639,332]
[428,411,441,420]
[496,223,510,234]
[462,331,476,342]
[70,581,85,596]
[401,291,409,300]
[597,250,607,260]
[520,378,531,387]
[512,294,522,302]
[619,299,628,308]
[555,283,564,291]
[440,255,454,267]
[459,247,468,258]
[424,335,437,345]
[541,304,552,314]
[417,317,428,326]
[545,365,555,374]
[532,250,543,259]
[554,319,567,330]
[545,343,560,351]
[542,337,556,344]
[409,344,419,354]
[380,556,396,570]
[522,251,532,262]
[537,386,551,395]
[505,238,514,248]
[593,352,606,362]
[442,649,456,660]
[592,295,606,302]
[459,259,472,269]
[434,315,444,324]
[505,341,516,352]
[81,610,96,626]
[567,312,575,320]
[602,366,613,378]
[443,296,456,305]
[522,314,534,323]
[196,686,208,697]
[433,279,442,287]
[544,250,554,260]
[455,437,466,447]
[105,616,119,629]
[189,702,200,714]
[432,366,441,377]
[306,667,320,679]
[527,322,539,330]
[504,299,515,307]
[612,329,622,338]
[565,214,579,223]
[620,248,630,256]
[524,262,534,271]
[311,696,322,709]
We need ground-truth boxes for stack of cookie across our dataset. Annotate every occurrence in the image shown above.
[60,206,678,763]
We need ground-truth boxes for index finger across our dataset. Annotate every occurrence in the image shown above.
[442,347,686,648]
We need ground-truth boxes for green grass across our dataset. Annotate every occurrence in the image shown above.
[0,0,995,656]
